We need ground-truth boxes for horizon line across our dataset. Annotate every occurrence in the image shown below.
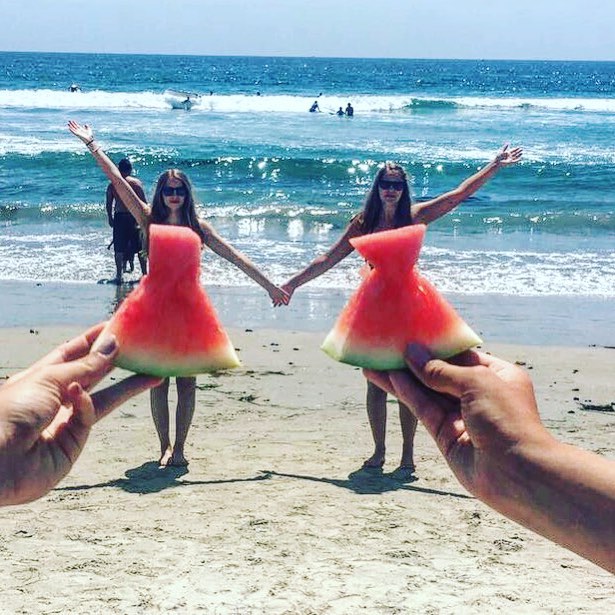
[1,50,614,63]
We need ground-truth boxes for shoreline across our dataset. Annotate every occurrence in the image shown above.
[1,279,615,347]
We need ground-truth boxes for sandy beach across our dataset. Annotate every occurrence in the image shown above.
[0,323,613,614]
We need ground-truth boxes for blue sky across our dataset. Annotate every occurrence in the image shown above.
[1,0,613,60]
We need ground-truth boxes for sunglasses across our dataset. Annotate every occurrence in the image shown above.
[378,179,405,191]
[162,185,187,197]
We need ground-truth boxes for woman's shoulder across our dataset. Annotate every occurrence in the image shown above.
[348,212,364,233]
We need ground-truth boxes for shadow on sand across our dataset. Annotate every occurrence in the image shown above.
[263,468,472,498]
[54,461,272,495]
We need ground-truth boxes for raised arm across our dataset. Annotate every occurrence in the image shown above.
[280,217,362,303]
[199,220,289,305]
[411,145,522,226]
[68,121,150,230]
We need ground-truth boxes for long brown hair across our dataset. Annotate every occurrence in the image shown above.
[358,162,412,234]
[150,169,206,243]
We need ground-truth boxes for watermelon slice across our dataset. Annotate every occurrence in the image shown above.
[321,224,481,369]
[98,224,240,377]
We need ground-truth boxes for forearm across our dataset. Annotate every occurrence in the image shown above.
[286,256,338,290]
[492,439,615,572]
[206,235,275,292]
[413,159,503,224]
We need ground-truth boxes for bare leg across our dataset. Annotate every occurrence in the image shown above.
[150,378,172,465]
[398,401,418,473]
[168,376,196,467]
[363,380,387,468]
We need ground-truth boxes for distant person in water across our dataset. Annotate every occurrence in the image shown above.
[336,107,345,116]
[309,100,320,113]
[68,83,81,92]
[276,146,522,480]
[106,158,148,284]
[69,120,288,468]
[345,103,354,117]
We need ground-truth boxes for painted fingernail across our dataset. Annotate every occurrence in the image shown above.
[96,334,118,356]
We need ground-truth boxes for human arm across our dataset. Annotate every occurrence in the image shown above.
[105,184,114,227]
[199,220,289,305]
[68,121,150,229]
[364,346,615,573]
[279,218,362,304]
[0,323,161,506]
[411,145,523,225]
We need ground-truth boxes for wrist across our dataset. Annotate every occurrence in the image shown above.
[86,139,101,154]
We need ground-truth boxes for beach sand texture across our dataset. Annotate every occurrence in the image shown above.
[0,326,614,613]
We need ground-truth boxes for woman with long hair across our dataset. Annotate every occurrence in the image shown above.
[69,121,288,467]
[278,146,522,480]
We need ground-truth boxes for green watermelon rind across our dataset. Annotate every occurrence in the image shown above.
[321,323,482,370]
[114,347,240,377]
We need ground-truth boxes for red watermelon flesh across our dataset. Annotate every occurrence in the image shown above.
[98,224,240,377]
[321,224,481,369]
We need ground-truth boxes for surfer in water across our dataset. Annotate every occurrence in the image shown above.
[276,145,522,480]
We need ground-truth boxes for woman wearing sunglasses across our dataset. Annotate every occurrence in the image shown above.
[278,145,522,480]
[68,121,289,468]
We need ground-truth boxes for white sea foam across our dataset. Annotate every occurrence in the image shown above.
[3,88,615,116]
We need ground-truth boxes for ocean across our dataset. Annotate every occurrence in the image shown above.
[1,52,614,344]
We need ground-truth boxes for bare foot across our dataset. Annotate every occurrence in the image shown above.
[158,447,173,467]
[390,465,417,482]
[362,453,385,469]
[167,450,189,467]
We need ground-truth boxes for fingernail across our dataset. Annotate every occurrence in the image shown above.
[96,334,118,356]
[405,343,432,367]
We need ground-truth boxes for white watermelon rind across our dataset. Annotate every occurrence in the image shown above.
[322,324,482,370]
[114,346,240,377]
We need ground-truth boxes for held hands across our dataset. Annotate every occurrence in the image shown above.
[494,144,523,166]
[273,282,295,307]
[0,324,161,506]
[364,345,553,506]
[268,285,290,306]
[67,120,94,144]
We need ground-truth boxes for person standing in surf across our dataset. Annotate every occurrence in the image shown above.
[69,120,289,468]
[106,157,148,283]
[276,145,522,480]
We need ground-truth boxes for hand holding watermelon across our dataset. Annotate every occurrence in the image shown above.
[0,323,161,506]
[364,345,615,574]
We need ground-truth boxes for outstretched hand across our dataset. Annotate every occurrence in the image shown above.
[67,120,94,144]
[0,323,161,506]
[494,144,523,166]
[364,344,552,506]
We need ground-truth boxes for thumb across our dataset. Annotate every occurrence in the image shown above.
[404,343,473,399]
[50,333,118,392]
